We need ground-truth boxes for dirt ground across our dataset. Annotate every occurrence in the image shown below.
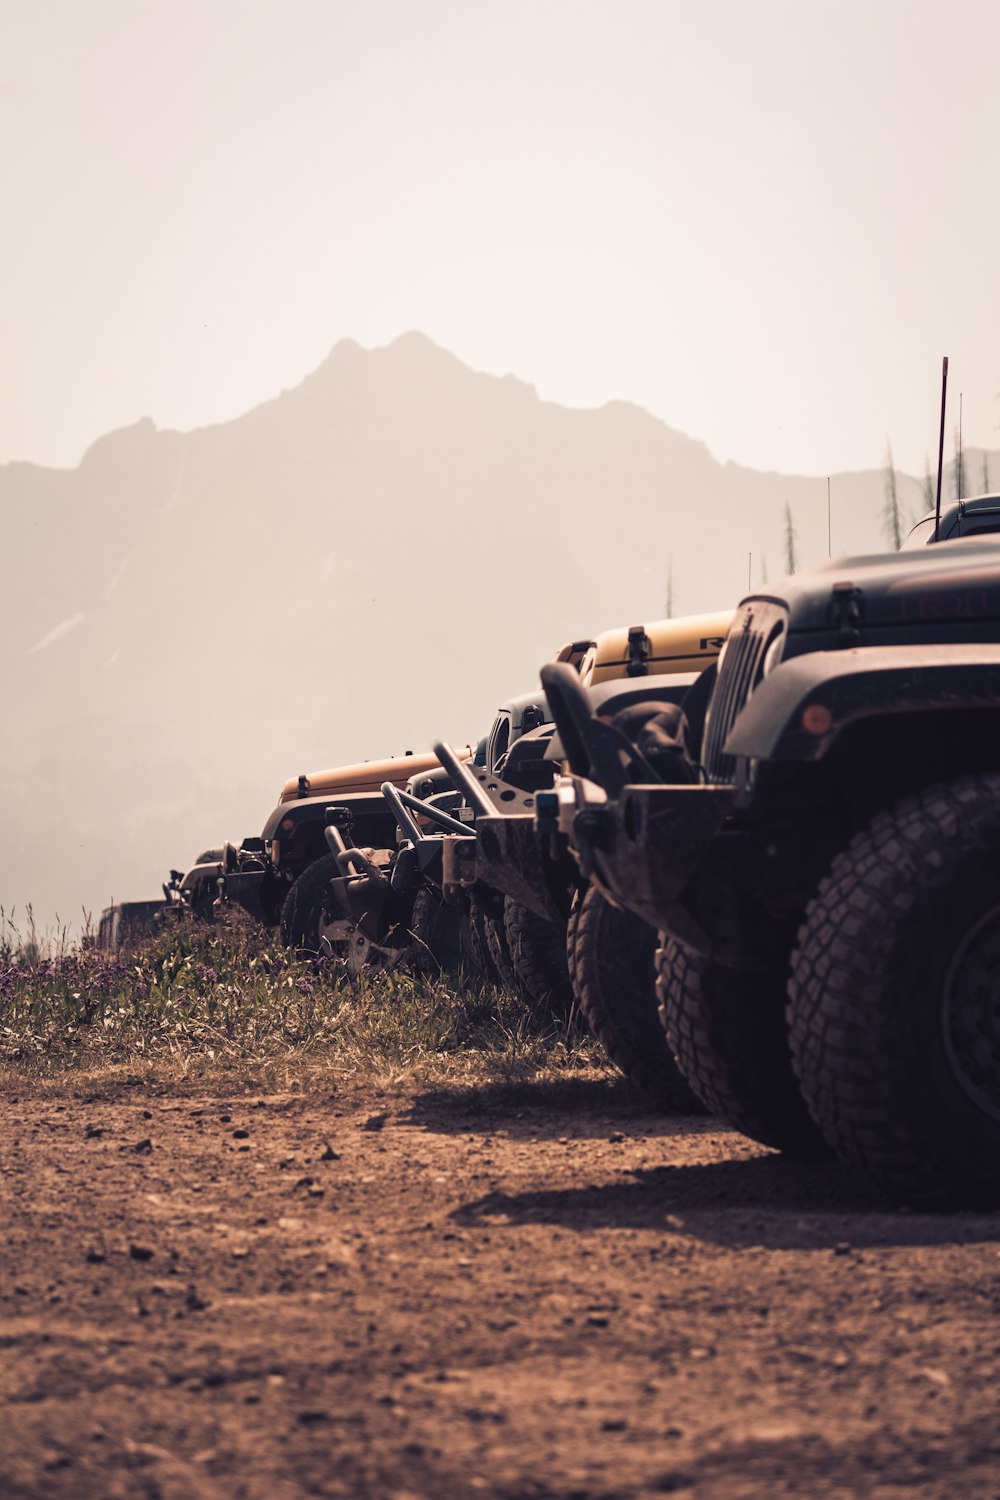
[2,1074,999,1500]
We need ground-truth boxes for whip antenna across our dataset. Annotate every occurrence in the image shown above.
[934,357,949,541]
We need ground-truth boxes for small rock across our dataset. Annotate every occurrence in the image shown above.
[297,1410,330,1426]
[323,1238,355,1266]
[609,1131,626,1144]
[84,1125,103,1140]
[233,1128,250,1140]
[129,1244,155,1262]
[132,1138,153,1154]
[601,1418,628,1432]
[833,1242,852,1256]
[586,1312,610,1328]
[320,1142,341,1161]
[85,1248,106,1264]
[361,1113,389,1132]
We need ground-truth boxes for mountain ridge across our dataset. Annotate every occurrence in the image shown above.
[3,331,995,928]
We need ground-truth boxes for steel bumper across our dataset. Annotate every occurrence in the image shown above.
[577,784,734,933]
[444,815,568,924]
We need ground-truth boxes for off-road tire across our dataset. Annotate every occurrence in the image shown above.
[504,899,574,1020]
[279,854,341,955]
[565,891,581,996]
[486,908,520,996]
[571,885,701,1110]
[187,878,218,923]
[467,893,516,992]
[409,885,477,978]
[657,936,830,1155]
[280,854,415,971]
[788,774,1000,1208]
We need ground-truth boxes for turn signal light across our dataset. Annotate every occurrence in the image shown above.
[801,704,833,736]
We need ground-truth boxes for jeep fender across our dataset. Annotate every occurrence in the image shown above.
[724,644,1000,764]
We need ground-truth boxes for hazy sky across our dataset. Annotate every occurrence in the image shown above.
[2,0,998,478]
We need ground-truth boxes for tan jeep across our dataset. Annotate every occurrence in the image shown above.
[220,746,473,934]
[576,609,732,685]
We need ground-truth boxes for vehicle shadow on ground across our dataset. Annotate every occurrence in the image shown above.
[400,1076,716,1141]
[451,1154,1000,1251]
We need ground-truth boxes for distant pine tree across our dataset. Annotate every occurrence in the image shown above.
[953,429,967,500]
[783,501,798,573]
[982,452,991,493]
[923,459,936,512]
[883,441,902,549]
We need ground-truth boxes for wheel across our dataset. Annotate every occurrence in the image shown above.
[466,893,506,988]
[788,773,1000,1208]
[468,892,519,995]
[279,855,411,973]
[484,905,519,995]
[504,898,575,1020]
[571,885,702,1110]
[409,885,478,978]
[657,935,830,1155]
[187,877,218,922]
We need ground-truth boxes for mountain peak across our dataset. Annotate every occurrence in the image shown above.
[79,416,159,470]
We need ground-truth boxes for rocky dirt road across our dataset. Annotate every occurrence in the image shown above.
[2,1075,999,1499]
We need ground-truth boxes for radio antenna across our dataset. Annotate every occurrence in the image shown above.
[934,357,948,541]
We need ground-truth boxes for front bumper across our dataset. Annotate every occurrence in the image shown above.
[442,814,571,924]
[572,784,734,933]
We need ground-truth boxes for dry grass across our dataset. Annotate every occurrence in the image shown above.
[0,906,605,1093]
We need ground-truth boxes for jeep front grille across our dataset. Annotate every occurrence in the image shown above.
[702,601,787,784]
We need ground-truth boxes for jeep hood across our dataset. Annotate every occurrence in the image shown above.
[584,609,733,684]
[741,539,1000,636]
[278,745,472,804]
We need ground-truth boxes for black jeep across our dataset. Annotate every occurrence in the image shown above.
[547,530,1000,1207]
